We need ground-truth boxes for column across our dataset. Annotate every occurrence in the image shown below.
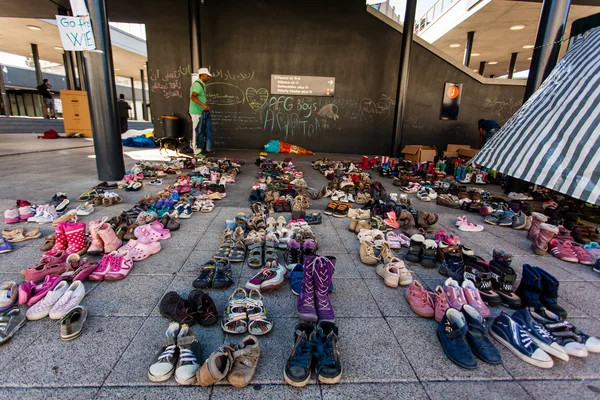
[508,52,518,79]
[140,68,148,121]
[391,0,417,157]
[75,52,86,90]
[524,0,571,101]
[62,52,76,90]
[0,63,10,116]
[130,77,138,120]
[82,0,125,181]
[463,31,475,67]
[478,61,486,76]
[31,43,43,85]
[189,0,202,71]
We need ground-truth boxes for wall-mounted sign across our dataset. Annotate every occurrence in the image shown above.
[55,15,96,51]
[271,75,335,96]
[441,82,462,120]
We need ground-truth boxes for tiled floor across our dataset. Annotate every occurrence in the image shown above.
[0,135,599,399]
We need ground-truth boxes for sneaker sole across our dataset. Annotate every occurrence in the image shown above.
[490,330,554,368]
[318,372,343,384]
[284,369,310,387]
[529,336,569,362]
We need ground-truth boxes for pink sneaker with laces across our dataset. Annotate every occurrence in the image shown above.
[405,281,434,318]
[461,279,491,318]
[105,251,134,280]
[571,243,595,265]
[443,278,468,310]
[88,253,114,281]
[549,240,578,263]
[432,285,449,322]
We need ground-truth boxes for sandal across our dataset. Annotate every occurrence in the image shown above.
[214,240,233,260]
[264,234,278,263]
[229,240,247,263]
[201,201,215,213]
[7,228,42,243]
[245,289,273,336]
[221,288,249,334]
[247,242,264,269]
[76,190,101,202]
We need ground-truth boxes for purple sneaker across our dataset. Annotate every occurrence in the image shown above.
[0,239,13,254]
[303,239,316,259]
[313,256,336,321]
[443,277,468,310]
[245,261,286,292]
[297,255,318,322]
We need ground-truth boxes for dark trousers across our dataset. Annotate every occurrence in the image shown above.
[120,118,128,134]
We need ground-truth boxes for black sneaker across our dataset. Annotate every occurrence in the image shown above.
[463,255,501,306]
[284,323,316,387]
[193,260,217,289]
[404,234,424,263]
[488,260,522,309]
[420,239,437,268]
[438,252,465,282]
[212,259,234,289]
[511,308,569,361]
[159,292,197,326]
[188,290,218,326]
[284,239,302,270]
[314,321,342,384]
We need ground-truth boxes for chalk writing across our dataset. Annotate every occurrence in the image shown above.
[206,83,245,106]
[482,97,521,119]
[209,68,255,82]
[245,88,269,111]
[317,104,339,120]
[360,95,395,123]
[148,66,194,100]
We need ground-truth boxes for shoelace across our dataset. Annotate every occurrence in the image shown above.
[533,322,554,341]
[179,348,198,365]
[314,335,336,375]
[520,328,534,348]
[291,336,316,368]
[157,344,177,363]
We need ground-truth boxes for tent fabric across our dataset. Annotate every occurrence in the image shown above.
[472,25,600,205]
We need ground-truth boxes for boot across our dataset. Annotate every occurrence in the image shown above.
[87,219,105,255]
[489,250,522,309]
[349,217,358,232]
[571,225,591,244]
[398,210,415,228]
[420,239,437,268]
[535,267,567,319]
[63,222,88,256]
[314,256,335,321]
[515,264,544,310]
[463,255,501,306]
[354,219,370,234]
[532,223,559,256]
[527,212,548,241]
[297,255,318,322]
[405,234,424,263]
[44,222,68,256]
[96,223,122,253]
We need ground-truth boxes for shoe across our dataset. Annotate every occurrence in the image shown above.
[433,286,449,322]
[188,290,218,326]
[193,260,217,289]
[0,239,13,254]
[312,256,336,321]
[535,267,567,320]
[405,281,434,318]
[23,275,63,307]
[324,201,339,216]
[571,242,595,265]
[175,324,203,385]
[159,291,197,326]
[212,259,234,289]
[104,251,134,281]
[359,240,380,266]
[297,256,318,322]
[437,308,477,369]
[289,264,304,295]
[60,305,87,341]
[148,322,181,382]
[420,239,437,268]
[0,282,18,312]
[528,212,549,241]
[246,261,286,292]
[333,203,350,218]
[443,278,468,310]
[489,251,522,309]
[284,322,316,387]
[532,223,559,256]
[405,234,424,263]
[4,208,19,224]
[284,239,302,270]
[461,280,491,318]
[315,321,342,384]
[512,211,528,230]
[96,222,122,253]
[49,281,85,320]
[438,251,465,283]
[515,264,544,310]
[461,304,501,365]
[0,305,27,345]
[197,344,234,386]
[490,312,553,368]
[228,335,260,388]
[529,310,596,356]
[548,240,578,263]
[571,225,591,244]
[26,281,69,320]
[463,256,501,306]
[511,308,568,362]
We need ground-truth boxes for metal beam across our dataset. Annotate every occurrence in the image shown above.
[524,0,571,101]
[62,52,76,90]
[508,52,518,79]
[463,31,475,67]
[189,0,202,71]
[391,0,417,157]
[82,0,125,181]
[140,68,148,121]
[0,63,10,116]
[130,77,138,120]
[478,61,486,76]
[30,43,43,86]
[75,51,86,90]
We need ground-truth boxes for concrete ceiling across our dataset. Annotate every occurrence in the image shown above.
[433,1,600,78]
[0,17,147,80]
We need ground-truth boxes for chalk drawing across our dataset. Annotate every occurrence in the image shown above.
[360,96,394,123]
[482,97,521,119]
[317,104,339,120]
[245,88,269,111]
[206,82,245,106]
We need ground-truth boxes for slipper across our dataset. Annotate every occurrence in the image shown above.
[75,202,94,216]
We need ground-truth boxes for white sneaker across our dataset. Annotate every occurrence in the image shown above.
[27,205,47,223]
[27,281,69,321]
[148,322,180,382]
[175,324,202,385]
[49,281,86,320]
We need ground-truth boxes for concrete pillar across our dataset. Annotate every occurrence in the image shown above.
[478,61,486,76]
[524,0,571,101]
[75,52,86,90]
[0,63,10,116]
[130,77,138,120]
[141,68,148,121]
[463,31,475,67]
[508,52,518,79]
[391,0,417,157]
[82,0,125,181]
[31,43,43,85]
[62,52,76,90]
[189,0,202,71]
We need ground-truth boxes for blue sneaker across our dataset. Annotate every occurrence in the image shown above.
[284,323,316,387]
[0,239,13,254]
[461,305,502,365]
[437,308,477,369]
[511,308,569,362]
[489,312,553,368]
[170,191,179,202]
[290,264,304,295]
[594,259,600,274]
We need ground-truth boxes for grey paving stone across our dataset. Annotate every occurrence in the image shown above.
[387,316,512,381]
[212,383,320,399]
[363,278,417,317]
[0,387,99,400]
[0,316,143,387]
[328,278,382,318]
[130,244,194,275]
[0,317,55,373]
[553,281,600,318]
[84,275,173,317]
[104,316,224,387]
[520,379,600,400]
[334,317,417,382]
[96,386,211,399]
[423,380,532,400]
[321,382,428,400]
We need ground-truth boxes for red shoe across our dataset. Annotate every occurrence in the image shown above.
[549,240,578,263]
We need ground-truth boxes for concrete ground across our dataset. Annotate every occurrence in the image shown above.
[0,134,599,400]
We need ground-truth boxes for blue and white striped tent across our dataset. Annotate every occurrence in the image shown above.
[472,24,600,205]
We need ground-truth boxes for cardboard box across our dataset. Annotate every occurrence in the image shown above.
[401,145,438,163]
[443,144,472,158]
[458,147,479,159]
[60,90,92,138]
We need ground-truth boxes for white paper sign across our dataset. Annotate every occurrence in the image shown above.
[56,15,96,51]
[70,0,89,16]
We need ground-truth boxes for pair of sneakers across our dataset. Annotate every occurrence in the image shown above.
[27,205,58,224]
[148,323,202,384]
[442,277,491,318]
[159,290,218,327]
[246,261,286,292]
[405,280,448,321]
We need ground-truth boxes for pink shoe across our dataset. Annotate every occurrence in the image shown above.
[60,254,98,282]
[64,222,88,256]
[44,222,68,257]
[27,275,63,306]
[405,281,434,318]
[457,217,484,232]
[21,251,68,282]
[383,212,400,229]
[134,224,171,244]
[432,286,449,322]
[434,230,460,246]
[571,243,595,265]
[117,239,139,255]
[105,251,134,280]
[461,279,491,318]
[129,241,161,261]
[4,208,20,224]
[443,278,468,310]
[18,282,35,305]
[549,240,578,263]
[88,253,114,281]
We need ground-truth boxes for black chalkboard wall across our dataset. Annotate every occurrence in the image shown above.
[131,0,525,154]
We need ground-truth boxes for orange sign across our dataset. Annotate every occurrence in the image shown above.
[447,86,460,99]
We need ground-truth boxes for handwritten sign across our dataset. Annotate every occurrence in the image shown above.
[56,16,95,51]
[271,75,335,97]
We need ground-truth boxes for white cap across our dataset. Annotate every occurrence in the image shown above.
[198,68,212,76]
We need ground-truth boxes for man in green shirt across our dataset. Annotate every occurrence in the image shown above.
[189,67,214,155]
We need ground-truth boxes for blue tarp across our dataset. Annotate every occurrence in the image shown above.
[122,135,156,148]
